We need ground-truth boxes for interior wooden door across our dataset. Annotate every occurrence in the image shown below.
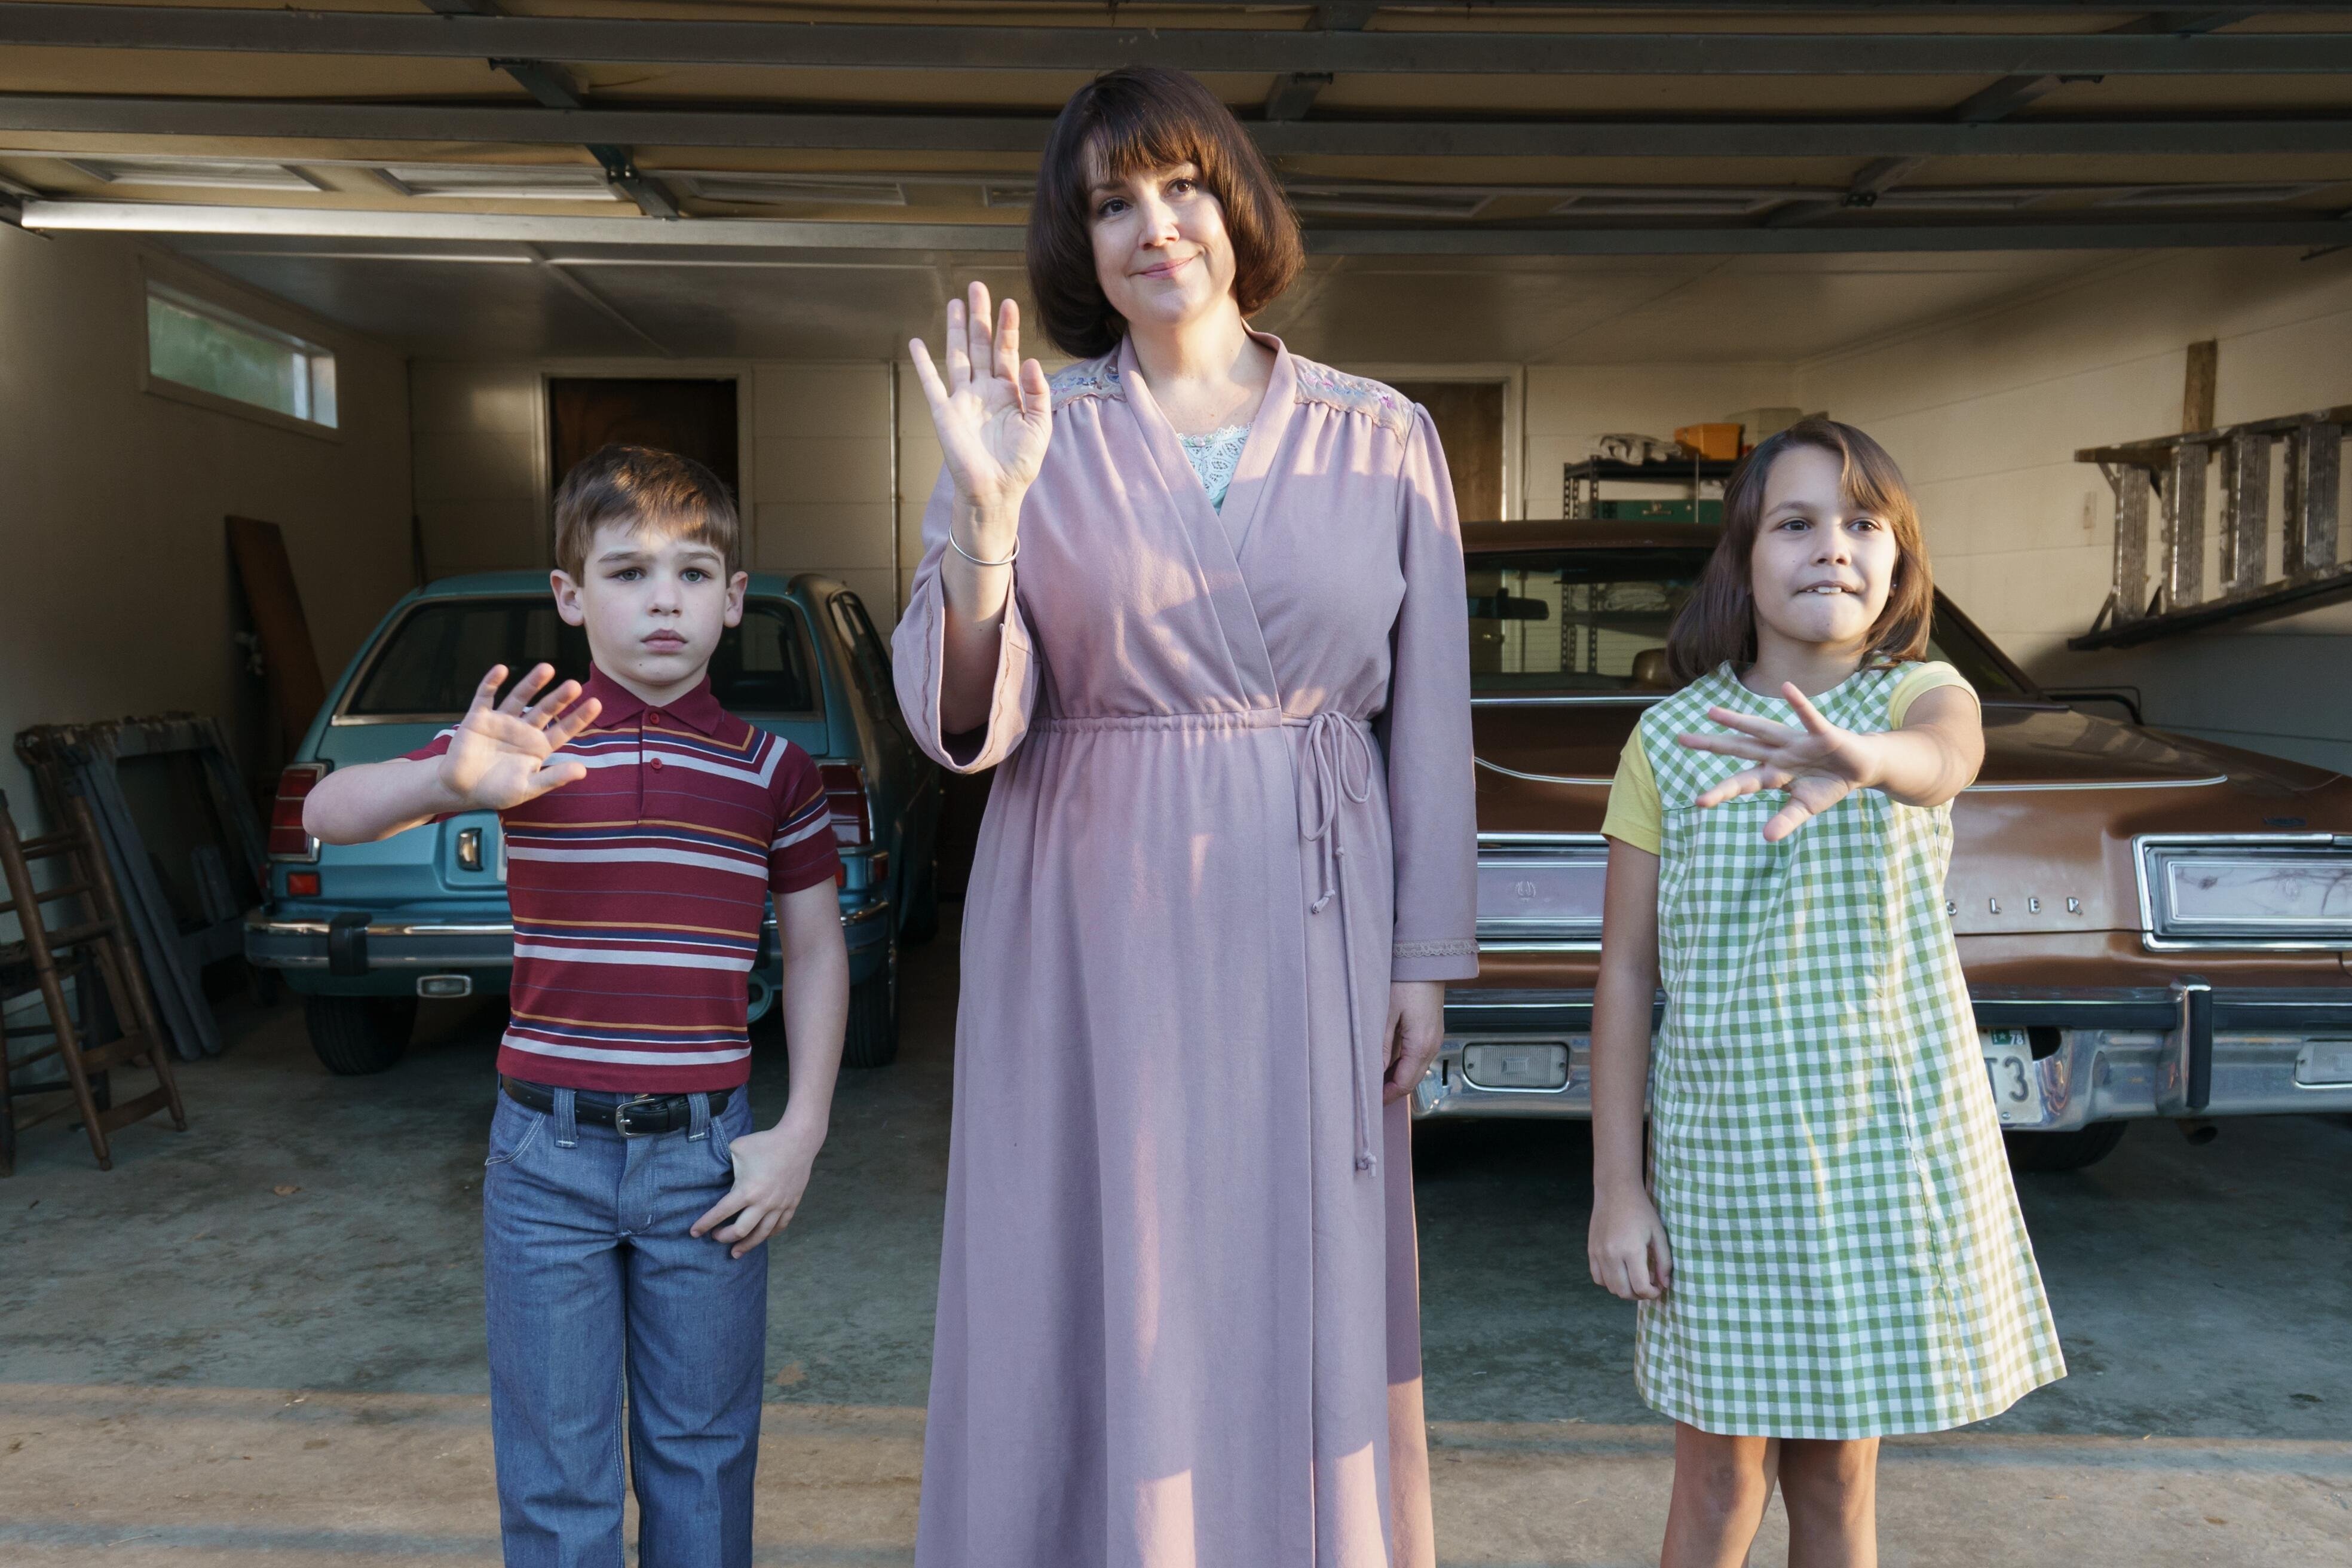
[1391,379,1505,522]
[547,377,741,502]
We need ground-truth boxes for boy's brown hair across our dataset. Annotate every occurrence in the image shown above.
[1028,65,1304,360]
[552,444,740,580]
[1665,418,1936,684]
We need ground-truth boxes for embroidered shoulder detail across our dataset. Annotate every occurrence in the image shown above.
[1049,354,1123,411]
[1394,938,1478,959]
[1291,357,1415,437]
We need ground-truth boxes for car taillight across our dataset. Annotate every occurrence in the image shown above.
[818,762,871,849]
[270,762,329,861]
[286,871,321,897]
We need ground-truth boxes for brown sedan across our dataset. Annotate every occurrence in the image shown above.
[1425,522,2352,1170]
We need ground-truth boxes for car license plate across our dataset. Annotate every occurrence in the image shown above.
[1981,1029,2044,1125]
[1460,1041,1570,1091]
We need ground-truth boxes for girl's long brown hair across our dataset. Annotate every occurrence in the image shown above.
[1664,418,1935,684]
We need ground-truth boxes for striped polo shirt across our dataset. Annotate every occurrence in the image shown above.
[406,665,840,1093]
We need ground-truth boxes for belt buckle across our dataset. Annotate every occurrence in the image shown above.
[612,1094,663,1138]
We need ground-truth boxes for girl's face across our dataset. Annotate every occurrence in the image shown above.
[1087,152,1240,336]
[1746,443,1901,656]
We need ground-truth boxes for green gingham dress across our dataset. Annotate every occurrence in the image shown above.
[1631,662,2066,1439]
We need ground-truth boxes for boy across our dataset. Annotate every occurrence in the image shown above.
[305,445,849,1566]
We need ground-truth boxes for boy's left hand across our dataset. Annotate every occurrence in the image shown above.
[692,1120,826,1258]
[1677,682,1879,843]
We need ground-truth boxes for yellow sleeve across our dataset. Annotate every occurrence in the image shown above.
[1886,660,1977,729]
[1600,726,1663,855]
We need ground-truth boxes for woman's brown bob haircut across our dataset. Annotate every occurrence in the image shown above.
[1665,418,1935,684]
[552,444,740,581]
[1028,66,1304,360]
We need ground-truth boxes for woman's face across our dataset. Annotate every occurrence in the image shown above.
[1746,442,1901,656]
[1088,152,1241,336]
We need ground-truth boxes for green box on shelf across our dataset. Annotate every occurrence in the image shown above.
[1592,498,1725,525]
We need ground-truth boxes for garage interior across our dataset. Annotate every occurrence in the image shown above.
[4,2,2352,1562]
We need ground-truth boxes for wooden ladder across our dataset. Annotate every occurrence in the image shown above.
[0,785,187,1174]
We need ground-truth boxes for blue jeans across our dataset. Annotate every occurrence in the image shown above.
[482,1086,767,1568]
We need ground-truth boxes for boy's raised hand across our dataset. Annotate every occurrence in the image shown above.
[1677,681,1879,843]
[439,663,602,811]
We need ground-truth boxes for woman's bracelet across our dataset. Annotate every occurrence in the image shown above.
[948,528,1019,569]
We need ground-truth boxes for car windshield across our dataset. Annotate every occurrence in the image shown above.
[1467,547,2028,699]
[344,596,821,718]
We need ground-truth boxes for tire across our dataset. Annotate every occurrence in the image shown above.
[841,936,899,1070]
[2004,1120,2129,1172]
[305,996,416,1076]
[899,858,941,947]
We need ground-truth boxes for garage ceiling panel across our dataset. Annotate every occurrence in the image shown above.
[185,250,660,357]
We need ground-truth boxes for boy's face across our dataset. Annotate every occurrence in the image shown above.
[552,520,746,698]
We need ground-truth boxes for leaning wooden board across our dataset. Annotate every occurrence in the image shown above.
[226,516,327,759]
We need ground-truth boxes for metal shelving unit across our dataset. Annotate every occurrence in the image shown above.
[1563,455,1740,523]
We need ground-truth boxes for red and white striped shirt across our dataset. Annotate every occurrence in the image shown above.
[406,666,840,1092]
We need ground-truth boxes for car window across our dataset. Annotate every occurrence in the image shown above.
[829,592,912,743]
[344,596,821,717]
[1468,549,1709,693]
[1466,548,2028,698]
[1920,605,2029,700]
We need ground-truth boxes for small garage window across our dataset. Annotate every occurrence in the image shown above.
[145,281,338,429]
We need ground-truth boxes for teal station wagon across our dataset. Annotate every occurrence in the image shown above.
[244,571,941,1076]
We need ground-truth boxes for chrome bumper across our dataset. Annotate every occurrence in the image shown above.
[249,897,894,973]
[244,910,513,972]
[1416,987,2352,1125]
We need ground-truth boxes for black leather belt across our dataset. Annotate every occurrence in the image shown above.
[500,1076,733,1137]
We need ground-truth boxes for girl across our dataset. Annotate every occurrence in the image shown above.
[1588,419,2064,1567]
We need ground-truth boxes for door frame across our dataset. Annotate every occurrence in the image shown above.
[1343,362,1527,522]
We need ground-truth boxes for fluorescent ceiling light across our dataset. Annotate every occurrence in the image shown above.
[373,164,620,201]
[66,155,328,192]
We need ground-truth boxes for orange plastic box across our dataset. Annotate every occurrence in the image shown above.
[1673,423,1744,461]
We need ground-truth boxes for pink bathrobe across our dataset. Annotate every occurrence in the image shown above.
[893,332,1477,1568]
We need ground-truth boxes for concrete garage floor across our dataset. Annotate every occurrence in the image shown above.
[3,919,2349,1566]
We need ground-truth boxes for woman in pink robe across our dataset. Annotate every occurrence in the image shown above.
[892,67,1476,1567]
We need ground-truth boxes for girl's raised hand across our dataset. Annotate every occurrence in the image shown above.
[909,281,1052,547]
[1677,682,1881,843]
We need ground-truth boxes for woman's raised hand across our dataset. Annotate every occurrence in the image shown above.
[909,281,1052,553]
[1676,682,1882,843]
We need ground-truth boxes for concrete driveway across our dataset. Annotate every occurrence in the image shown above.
[3,923,2348,1565]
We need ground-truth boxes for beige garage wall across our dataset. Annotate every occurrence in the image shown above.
[1797,247,2352,773]
[412,360,902,632]
[0,225,413,826]
[1521,364,1798,520]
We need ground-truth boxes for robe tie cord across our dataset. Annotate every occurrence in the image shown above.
[1292,710,1380,1175]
